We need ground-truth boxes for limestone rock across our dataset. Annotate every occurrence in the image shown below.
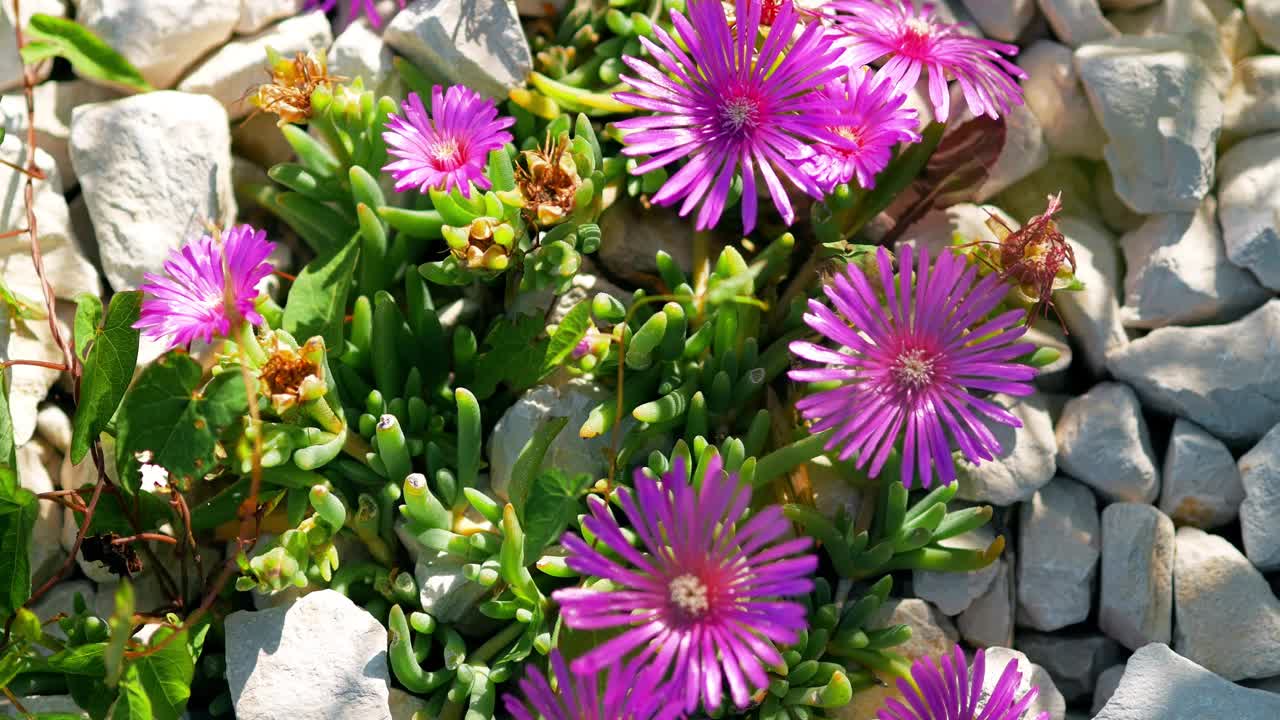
[1017,477,1099,631]
[1018,40,1105,160]
[329,17,400,97]
[870,599,958,660]
[956,392,1057,506]
[960,0,1037,41]
[0,0,61,92]
[237,0,302,34]
[1017,633,1124,702]
[35,405,71,455]
[1107,300,1280,445]
[1076,35,1223,214]
[1224,56,1280,137]
[979,647,1067,720]
[0,81,123,191]
[1054,216,1128,375]
[597,200,701,286]
[1094,643,1280,720]
[1091,663,1125,714]
[958,552,1015,648]
[384,0,531,99]
[1038,0,1119,46]
[1238,422,1280,571]
[1159,419,1245,529]
[76,0,240,89]
[1247,0,1280,50]
[913,523,1000,616]
[1099,503,1174,650]
[19,441,65,588]
[226,591,391,720]
[1217,132,1280,290]
[975,102,1049,202]
[414,551,487,623]
[1173,527,1280,680]
[71,92,236,293]
[1055,382,1159,504]
[179,11,333,120]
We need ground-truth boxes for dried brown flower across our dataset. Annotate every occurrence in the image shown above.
[249,49,338,127]
[516,135,581,227]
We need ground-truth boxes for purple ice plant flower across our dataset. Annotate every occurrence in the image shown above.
[613,0,852,233]
[788,245,1037,488]
[800,66,921,193]
[382,85,515,198]
[552,457,817,713]
[304,0,406,28]
[823,0,1026,122]
[134,225,276,350]
[503,651,685,720]
[878,645,1050,720]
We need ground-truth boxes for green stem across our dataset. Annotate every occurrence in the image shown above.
[753,431,832,488]
[468,621,525,665]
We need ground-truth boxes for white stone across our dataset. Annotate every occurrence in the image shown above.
[76,0,240,89]
[1091,663,1125,714]
[956,392,1057,506]
[71,92,236,292]
[1108,300,1280,445]
[1105,0,1238,83]
[337,0,403,29]
[913,523,999,616]
[1054,216,1127,375]
[958,552,1014,648]
[1120,197,1269,329]
[1017,477,1099,631]
[1076,35,1222,214]
[1247,0,1280,50]
[979,648,1067,720]
[1224,56,1280,136]
[29,580,94,645]
[1093,163,1145,234]
[960,0,1036,41]
[974,102,1049,202]
[413,550,487,623]
[1100,0,1157,8]
[1160,419,1245,529]
[19,441,65,587]
[237,0,302,34]
[1018,40,1105,160]
[870,599,958,660]
[1099,503,1173,650]
[0,0,61,92]
[226,590,392,720]
[1239,422,1280,571]
[1056,382,1159,504]
[0,695,86,717]
[1018,633,1124,702]
[1094,643,1280,720]
[1038,0,1119,46]
[384,0,532,99]
[1024,318,1073,384]
[179,11,333,120]
[1217,132,1280,290]
[388,688,428,720]
[329,18,400,97]
[35,404,71,454]
[0,81,123,191]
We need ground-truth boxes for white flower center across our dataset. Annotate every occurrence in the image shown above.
[431,138,461,165]
[721,96,760,131]
[669,574,710,616]
[905,16,933,39]
[893,348,935,390]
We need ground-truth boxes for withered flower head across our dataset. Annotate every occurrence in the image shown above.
[82,533,144,579]
[250,48,338,127]
[982,193,1077,319]
[443,218,515,272]
[259,335,327,414]
[516,135,581,228]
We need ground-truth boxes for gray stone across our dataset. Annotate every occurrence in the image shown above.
[1102,0,1235,86]
[960,0,1037,41]
[974,102,1049,202]
[236,0,302,34]
[384,0,531,99]
[1100,0,1157,7]
[1120,197,1269,329]
[870,598,959,660]
[19,441,64,588]
[1024,318,1073,385]
[1056,383,1159,504]
[1099,503,1174,650]
[958,552,1015,648]
[1218,133,1280,290]
[1173,527,1280,680]
[71,92,236,293]
[956,392,1057,506]
[1017,477,1100,631]
[1107,300,1280,445]
[1018,40,1106,160]
[1224,56,1280,137]
[1038,0,1119,46]
[1247,0,1280,50]
[1017,633,1124,701]
[1093,163,1146,234]
[1160,418,1245,529]
[76,0,240,89]
[0,695,86,718]
[1094,643,1280,719]
[0,81,123,192]
[329,16,400,98]
[1076,35,1222,214]
[597,200,700,286]
[1091,663,1126,714]
[388,688,428,720]
[414,551,487,623]
[178,10,332,120]
[226,590,391,720]
[28,580,94,646]
[913,523,1000,616]
[1239,423,1280,571]
[979,647,1067,720]
[1055,216,1128,375]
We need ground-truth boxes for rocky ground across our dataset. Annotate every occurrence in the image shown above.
[3,0,1280,718]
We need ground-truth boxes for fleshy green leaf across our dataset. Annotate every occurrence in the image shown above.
[22,15,152,92]
[114,353,215,491]
[0,482,36,617]
[541,299,591,376]
[71,291,141,464]
[104,581,133,688]
[283,238,359,352]
[73,292,104,364]
[521,469,589,558]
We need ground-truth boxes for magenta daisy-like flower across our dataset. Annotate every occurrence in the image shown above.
[304,0,406,28]
[382,85,515,198]
[134,225,275,350]
[788,245,1036,488]
[824,0,1025,122]
[800,66,921,193]
[503,651,684,720]
[552,457,816,712]
[613,0,851,233]
[878,646,1049,720]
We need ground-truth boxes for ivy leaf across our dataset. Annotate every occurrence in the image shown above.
[0,275,48,323]
[199,369,253,431]
[109,664,152,720]
[71,291,141,465]
[22,15,152,92]
[133,626,200,720]
[73,292,104,364]
[283,238,359,352]
[540,299,590,376]
[0,373,16,488]
[472,313,548,398]
[522,469,590,558]
[114,353,214,492]
[0,483,36,618]
[69,673,117,720]
[69,486,173,538]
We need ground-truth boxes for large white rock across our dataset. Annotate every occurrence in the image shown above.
[978,648,1067,720]
[1224,56,1280,137]
[179,11,333,120]
[1108,300,1280,445]
[329,17,400,97]
[1103,0,1235,86]
[1246,0,1280,50]
[955,392,1057,506]
[958,551,1014,648]
[1120,197,1269,329]
[1017,633,1123,702]
[1038,0,1119,46]
[913,523,1000,616]
[1173,527,1280,681]
[1076,35,1222,214]
[384,0,531,99]
[237,0,302,34]
[70,92,236,292]
[974,102,1048,202]
[76,0,240,89]
[1099,503,1173,650]
[1094,643,1280,720]
[960,0,1036,42]
[19,441,65,587]
[1017,477,1100,631]
[1056,382,1159,504]
[0,81,123,191]
[1217,132,1280,290]
[870,599,959,660]
[1018,40,1105,160]
[0,0,62,92]
[1238,422,1280,571]
[1159,418,1245,529]
[225,590,392,720]
[1054,216,1128,375]
[412,550,487,623]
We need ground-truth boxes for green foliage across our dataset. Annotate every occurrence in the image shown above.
[71,291,141,464]
[0,476,37,618]
[20,15,152,92]
[283,239,360,352]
